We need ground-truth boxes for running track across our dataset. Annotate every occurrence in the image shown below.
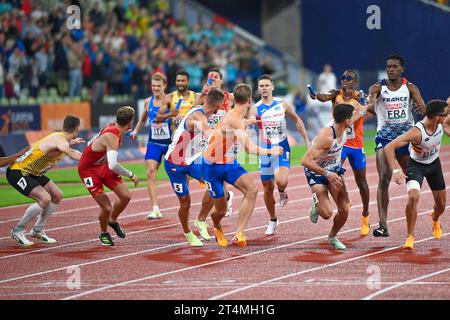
[0,148,449,300]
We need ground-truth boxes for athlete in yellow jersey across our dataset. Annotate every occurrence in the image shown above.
[7,116,85,246]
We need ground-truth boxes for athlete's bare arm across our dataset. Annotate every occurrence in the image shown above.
[231,117,282,157]
[244,105,260,127]
[156,95,178,123]
[104,133,139,186]
[367,82,381,115]
[0,146,30,167]
[54,136,83,160]
[443,99,450,136]
[300,128,342,188]
[185,111,212,140]
[384,128,421,185]
[313,89,339,102]
[130,100,149,139]
[283,101,310,146]
[407,82,426,116]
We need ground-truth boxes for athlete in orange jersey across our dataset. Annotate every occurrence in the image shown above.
[201,84,282,248]
[310,70,371,235]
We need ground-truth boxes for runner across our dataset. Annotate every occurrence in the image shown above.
[309,70,371,235]
[202,83,283,247]
[384,99,449,249]
[130,73,171,219]
[7,116,84,246]
[78,107,139,246]
[301,104,357,250]
[367,54,426,237]
[251,74,310,235]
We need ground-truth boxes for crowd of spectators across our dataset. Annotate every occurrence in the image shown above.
[0,0,275,104]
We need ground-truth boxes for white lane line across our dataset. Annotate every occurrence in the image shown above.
[362,266,450,300]
[61,203,449,300]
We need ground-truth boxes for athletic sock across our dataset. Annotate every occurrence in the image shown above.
[33,203,58,233]
[14,203,45,232]
[271,218,278,222]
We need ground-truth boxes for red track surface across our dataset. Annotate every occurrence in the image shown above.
[1,148,450,300]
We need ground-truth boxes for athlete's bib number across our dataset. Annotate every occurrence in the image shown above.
[207,110,225,128]
[346,123,355,139]
[15,149,33,163]
[151,123,170,140]
[173,183,183,193]
[83,177,93,188]
[17,177,27,190]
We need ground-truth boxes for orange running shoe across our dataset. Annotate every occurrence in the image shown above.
[232,232,247,248]
[360,216,370,236]
[403,235,414,250]
[432,219,443,240]
[214,227,228,247]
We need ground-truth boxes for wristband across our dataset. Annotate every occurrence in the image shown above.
[392,169,400,174]
[325,170,330,177]
[129,172,134,179]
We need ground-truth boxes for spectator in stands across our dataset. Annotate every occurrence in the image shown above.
[318,64,337,92]
[66,34,83,98]
[0,53,4,98]
[91,52,106,105]
[293,90,307,116]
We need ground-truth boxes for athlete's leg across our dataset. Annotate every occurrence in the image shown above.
[146,159,161,208]
[353,167,370,217]
[232,173,258,234]
[14,186,51,232]
[405,187,420,237]
[92,193,113,233]
[328,178,350,238]
[32,180,63,234]
[177,193,192,234]
[310,184,333,221]
[110,182,131,222]
[274,166,289,193]
[431,190,446,221]
[262,179,276,220]
[376,148,391,227]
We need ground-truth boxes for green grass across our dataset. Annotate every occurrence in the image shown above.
[2,129,450,207]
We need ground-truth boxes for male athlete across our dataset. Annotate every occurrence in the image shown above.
[8,116,84,246]
[385,99,449,249]
[164,89,224,247]
[309,70,371,235]
[203,83,283,247]
[301,104,356,250]
[250,74,310,235]
[367,54,426,237]
[130,73,171,219]
[78,107,139,246]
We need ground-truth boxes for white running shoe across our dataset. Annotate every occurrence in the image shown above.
[279,191,288,207]
[30,230,57,244]
[225,190,234,217]
[147,208,163,219]
[194,219,211,241]
[11,229,34,247]
[265,219,279,235]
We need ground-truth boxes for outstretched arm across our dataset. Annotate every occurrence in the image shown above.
[104,133,139,186]
[284,101,310,146]
[130,100,149,139]
[55,137,82,161]
[0,146,30,167]
[444,97,450,136]
[232,119,281,156]
[313,89,339,102]
[367,83,381,115]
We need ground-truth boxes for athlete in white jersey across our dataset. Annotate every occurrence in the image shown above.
[367,54,426,237]
[384,99,450,249]
[301,104,355,250]
[164,89,224,247]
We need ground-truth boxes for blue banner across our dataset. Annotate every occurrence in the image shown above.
[0,105,41,134]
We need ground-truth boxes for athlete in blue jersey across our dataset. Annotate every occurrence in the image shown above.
[131,73,172,219]
[249,74,310,235]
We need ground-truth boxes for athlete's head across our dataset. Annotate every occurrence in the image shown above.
[116,106,135,129]
[175,70,189,93]
[340,70,357,90]
[233,83,252,116]
[207,67,223,88]
[386,54,405,81]
[258,74,274,99]
[333,103,354,128]
[151,72,167,97]
[425,100,448,122]
[63,115,80,137]
[205,88,225,112]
